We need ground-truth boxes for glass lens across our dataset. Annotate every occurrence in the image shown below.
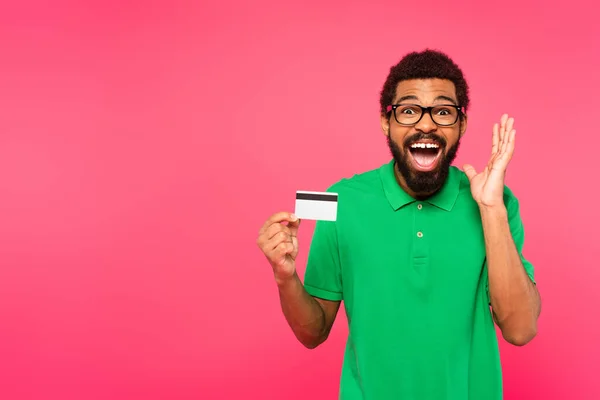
[431,105,458,126]
[394,105,423,124]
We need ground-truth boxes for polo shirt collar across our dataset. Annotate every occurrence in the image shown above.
[379,159,461,211]
[380,160,415,210]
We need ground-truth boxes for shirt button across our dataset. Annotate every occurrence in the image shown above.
[417,204,423,210]
[417,232,423,238]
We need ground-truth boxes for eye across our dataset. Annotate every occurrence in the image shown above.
[398,105,420,115]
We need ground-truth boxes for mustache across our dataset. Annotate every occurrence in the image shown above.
[403,132,447,148]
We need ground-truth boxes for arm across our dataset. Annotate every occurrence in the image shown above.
[277,272,341,349]
[257,211,341,349]
[463,114,541,346]
[481,204,540,346]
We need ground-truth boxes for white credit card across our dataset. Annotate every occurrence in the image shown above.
[294,191,338,221]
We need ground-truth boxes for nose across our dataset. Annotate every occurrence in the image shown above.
[414,111,437,133]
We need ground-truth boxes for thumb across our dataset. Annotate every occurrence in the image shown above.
[462,164,477,181]
[288,214,301,236]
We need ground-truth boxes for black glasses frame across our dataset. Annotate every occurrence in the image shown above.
[386,104,464,126]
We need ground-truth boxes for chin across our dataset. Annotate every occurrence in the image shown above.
[387,134,460,196]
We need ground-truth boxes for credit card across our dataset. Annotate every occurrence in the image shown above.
[294,191,338,221]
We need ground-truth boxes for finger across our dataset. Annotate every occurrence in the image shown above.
[257,224,281,248]
[462,164,478,181]
[265,231,293,251]
[500,114,508,129]
[491,123,500,155]
[507,129,516,155]
[259,212,298,235]
[269,242,294,265]
[264,223,291,241]
[263,216,300,239]
[499,129,516,161]
[500,121,514,155]
[502,117,514,151]
[505,116,515,135]
[288,217,301,237]
[498,115,508,149]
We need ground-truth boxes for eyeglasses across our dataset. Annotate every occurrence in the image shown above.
[386,104,464,126]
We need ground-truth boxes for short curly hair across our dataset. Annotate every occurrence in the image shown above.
[379,49,470,116]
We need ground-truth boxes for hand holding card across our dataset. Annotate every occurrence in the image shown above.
[256,212,301,284]
[294,191,338,221]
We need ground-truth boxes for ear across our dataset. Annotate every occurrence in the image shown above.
[380,113,391,137]
[459,114,468,137]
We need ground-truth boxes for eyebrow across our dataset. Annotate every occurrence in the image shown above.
[395,95,458,105]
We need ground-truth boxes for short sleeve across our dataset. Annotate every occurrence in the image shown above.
[485,190,536,303]
[303,217,343,301]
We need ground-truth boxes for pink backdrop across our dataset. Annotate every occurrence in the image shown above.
[0,1,598,399]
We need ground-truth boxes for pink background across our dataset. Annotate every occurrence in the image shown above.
[0,0,598,399]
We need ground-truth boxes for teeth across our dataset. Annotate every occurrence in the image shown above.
[410,143,439,149]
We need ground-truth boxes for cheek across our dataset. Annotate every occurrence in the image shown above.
[389,127,410,144]
[441,128,461,147]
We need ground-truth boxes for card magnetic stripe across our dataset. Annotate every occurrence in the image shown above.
[296,193,338,202]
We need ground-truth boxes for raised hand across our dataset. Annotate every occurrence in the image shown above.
[256,212,301,283]
[463,114,516,208]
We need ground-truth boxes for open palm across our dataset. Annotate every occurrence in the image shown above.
[463,114,516,208]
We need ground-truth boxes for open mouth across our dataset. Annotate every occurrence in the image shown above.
[407,141,443,172]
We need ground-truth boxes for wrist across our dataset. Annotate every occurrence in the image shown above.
[479,203,508,222]
[275,270,299,288]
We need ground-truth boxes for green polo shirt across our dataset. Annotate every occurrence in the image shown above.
[303,159,535,400]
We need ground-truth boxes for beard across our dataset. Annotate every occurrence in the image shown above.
[387,132,460,198]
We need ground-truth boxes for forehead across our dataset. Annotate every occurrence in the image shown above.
[394,78,457,103]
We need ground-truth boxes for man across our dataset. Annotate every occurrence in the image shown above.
[256,49,541,399]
